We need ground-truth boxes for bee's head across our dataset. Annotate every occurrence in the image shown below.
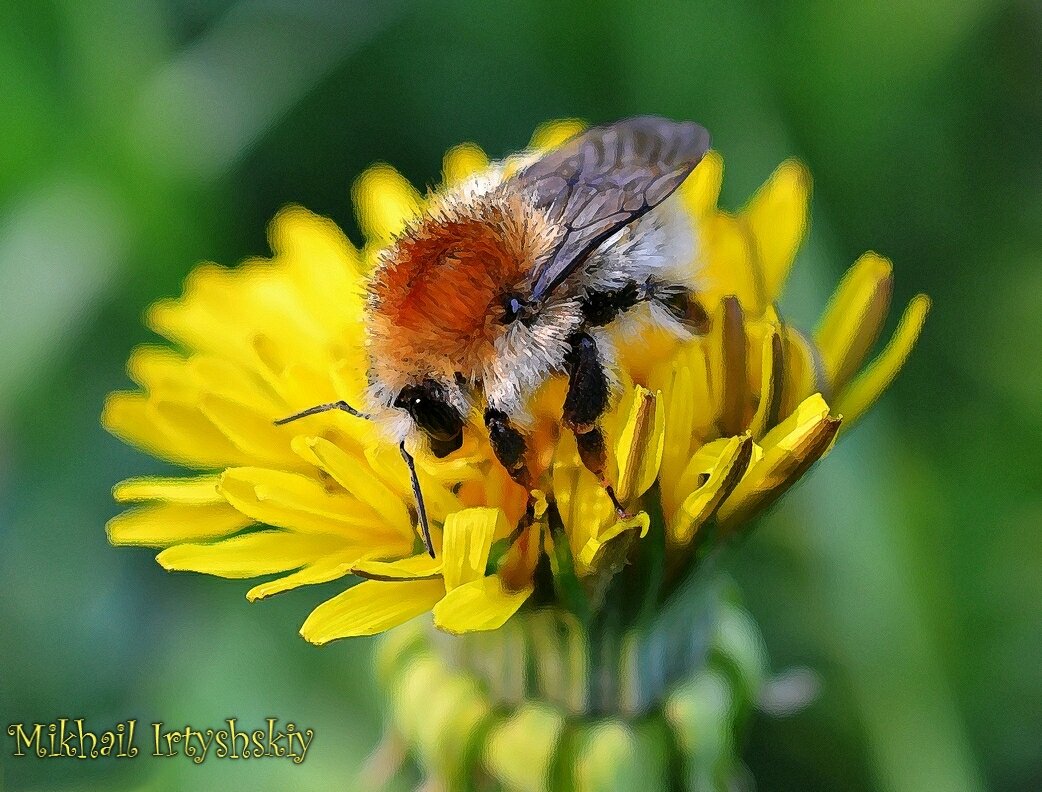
[365,178,568,436]
[393,379,464,458]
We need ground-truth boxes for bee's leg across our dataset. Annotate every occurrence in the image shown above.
[484,409,552,562]
[562,332,628,516]
[271,403,438,557]
[484,408,533,490]
[274,400,369,424]
[399,442,436,559]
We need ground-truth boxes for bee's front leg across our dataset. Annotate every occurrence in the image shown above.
[483,408,551,575]
[484,407,533,490]
[562,332,628,516]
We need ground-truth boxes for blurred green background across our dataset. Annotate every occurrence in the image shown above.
[1,1,1039,790]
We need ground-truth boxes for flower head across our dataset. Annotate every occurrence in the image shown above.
[103,120,928,642]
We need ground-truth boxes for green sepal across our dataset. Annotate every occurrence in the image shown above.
[567,717,672,792]
[483,701,566,792]
[664,668,738,792]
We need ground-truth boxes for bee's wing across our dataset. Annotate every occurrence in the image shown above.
[515,116,711,304]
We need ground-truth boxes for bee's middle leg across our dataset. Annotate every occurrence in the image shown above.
[562,332,628,515]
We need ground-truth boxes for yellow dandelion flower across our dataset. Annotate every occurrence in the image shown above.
[103,118,927,650]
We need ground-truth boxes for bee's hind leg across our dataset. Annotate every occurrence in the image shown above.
[562,332,629,517]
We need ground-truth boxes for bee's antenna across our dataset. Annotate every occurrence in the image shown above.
[399,442,436,558]
[273,402,434,556]
[274,400,370,425]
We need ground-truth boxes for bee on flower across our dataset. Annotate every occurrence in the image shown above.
[103,117,928,642]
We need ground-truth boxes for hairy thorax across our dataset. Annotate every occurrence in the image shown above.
[366,184,560,396]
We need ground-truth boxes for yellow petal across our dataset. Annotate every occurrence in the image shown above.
[200,394,300,466]
[699,214,765,316]
[273,361,349,422]
[717,394,840,528]
[615,387,665,503]
[530,489,550,521]
[246,560,355,601]
[364,443,465,522]
[150,399,247,467]
[441,507,505,591]
[681,150,723,218]
[269,203,365,283]
[352,553,442,581]
[292,436,412,537]
[553,436,614,573]
[657,361,695,486]
[815,252,894,392]
[102,393,150,448]
[754,392,830,458]
[103,392,237,469]
[146,263,319,368]
[673,437,732,502]
[112,475,221,505]
[157,530,350,578]
[709,296,751,436]
[327,359,374,417]
[577,512,651,570]
[432,575,532,635]
[613,316,686,387]
[442,143,489,186]
[743,159,811,302]
[188,354,282,413]
[836,294,931,427]
[146,280,235,356]
[107,502,252,547]
[669,435,753,546]
[529,119,585,151]
[126,345,191,393]
[352,163,422,244]
[779,325,821,418]
[748,328,782,439]
[218,467,394,540]
[654,348,711,519]
[300,578,445,643]
[655,343,716,506]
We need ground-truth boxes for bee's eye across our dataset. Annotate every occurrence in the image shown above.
[394,381,463,454]
[500,293,528,324]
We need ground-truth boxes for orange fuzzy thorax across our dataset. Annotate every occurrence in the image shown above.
[367,185,558,392]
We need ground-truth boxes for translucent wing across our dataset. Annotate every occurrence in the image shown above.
[515,116,711,304]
